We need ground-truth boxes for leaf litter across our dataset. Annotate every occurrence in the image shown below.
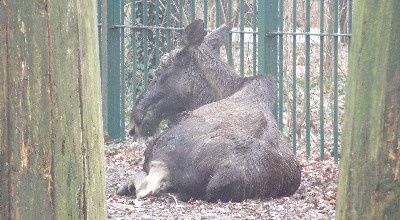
[106,137,338,220]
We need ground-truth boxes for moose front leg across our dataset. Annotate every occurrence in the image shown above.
[116,171,147,196]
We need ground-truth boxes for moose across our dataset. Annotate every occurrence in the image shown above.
[120,76,301,202]
[129,20,245,137]
[117,20,301,202]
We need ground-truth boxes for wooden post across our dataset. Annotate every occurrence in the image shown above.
[0,0,106,219]
[336,0,400,219]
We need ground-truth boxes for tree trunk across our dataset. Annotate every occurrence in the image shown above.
[0,0,105,219]
[335,0,400,219]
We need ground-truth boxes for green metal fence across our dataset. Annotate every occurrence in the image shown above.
[99,0,352,161]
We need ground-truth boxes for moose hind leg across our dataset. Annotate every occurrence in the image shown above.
[205,172,242,202]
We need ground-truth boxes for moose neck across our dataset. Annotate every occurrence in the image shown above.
[195,47,245,100]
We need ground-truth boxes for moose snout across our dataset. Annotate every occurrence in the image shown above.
[128,109,159,137]
[128,124,136,137]
[128,109,146,137]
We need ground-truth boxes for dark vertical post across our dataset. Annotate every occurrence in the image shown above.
[227,0,233,66]
[215,0,221,27]
[142,0,149,86]
[278,0,284,130]
[252,0,257,76]
[333,0,339,163]
[204,0,208,28]
[258,0,278,76]
[131,0,138,104]
[239,0,245,75]
[154,0,161,66]
[106,0,123,139]
[291,0,298,154]
[190,0,196,21]
[305,0,311,158]
[259,0,279,125]
[319,0,326,160]
[119,0,125,138]
[166,0,171,51]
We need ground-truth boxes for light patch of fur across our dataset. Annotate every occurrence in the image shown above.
[136,161,171,199]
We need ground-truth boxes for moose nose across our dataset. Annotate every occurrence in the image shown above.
[127,122,136,137]
[128,128,135,137]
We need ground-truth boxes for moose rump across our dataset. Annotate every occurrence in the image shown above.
[135,77,301,202]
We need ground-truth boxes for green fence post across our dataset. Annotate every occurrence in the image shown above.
[131,0,138,105]
[278,0,284,131]
[166,0,171,51]
[333,0,339,163]
[142,0,149,86]
[258,0,278,76]
[106,0,123,139]
[190,0,196,21]
[239,0,245,76]
[252,0,257,76]
[319,0,326,160]
[120,0,126,138]
[305,0,311,158]
[227,0,233,66]
[291,0,298,154]
[259,0,279,127]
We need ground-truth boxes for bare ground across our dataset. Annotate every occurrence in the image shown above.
[105,137,338,220]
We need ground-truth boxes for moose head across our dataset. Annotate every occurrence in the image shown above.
[129,20,244,137]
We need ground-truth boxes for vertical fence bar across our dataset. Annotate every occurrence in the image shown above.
[154,0,161,66]
[319,0,325,160]
[204,0,208,28]
[265,1,278,76]
[131,0,138,105]
[120,0,126,138]
[333,0,339,163]
[142,0,149,86]
[166,0,172,51]
[291,0,297,153]
[227,0,233,66]
[348,0,352,45]
[239,0,245,76]
[106,0,123,139]
[215,0,222,57]
[278,0,284,130]
[266,1,279,118]
[258,1,266,75]
[179,0,184,35]
[252,0,257,76]
[215,0,221,27]
[305,0,311,158]
[190,0,196,21]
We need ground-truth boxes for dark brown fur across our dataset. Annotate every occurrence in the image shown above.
[140,76,301,202]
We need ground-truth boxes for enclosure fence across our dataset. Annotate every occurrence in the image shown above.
[98,0,352,162]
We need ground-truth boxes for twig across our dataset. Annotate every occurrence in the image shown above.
[168,193,179,204]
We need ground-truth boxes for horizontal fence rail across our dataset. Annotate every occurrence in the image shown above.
[99,0,352,162]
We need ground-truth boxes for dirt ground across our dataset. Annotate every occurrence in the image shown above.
[105,137,338,220]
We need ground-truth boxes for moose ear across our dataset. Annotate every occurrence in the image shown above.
[183,19,207,47]
[203,21,233,55]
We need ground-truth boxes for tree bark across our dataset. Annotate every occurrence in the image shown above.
[0,0,105,219]
[335,0,400,219]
